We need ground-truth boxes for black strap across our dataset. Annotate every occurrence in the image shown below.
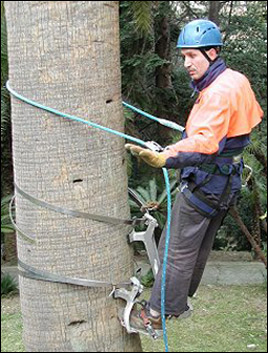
[189,173,213,194]
[200,49,214,64]
[18,259,131,289]
[15,183,145,227]
[188,173,233,218]
[9,196,36,243]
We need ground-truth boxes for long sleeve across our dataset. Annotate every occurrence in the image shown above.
[163,92,231,169]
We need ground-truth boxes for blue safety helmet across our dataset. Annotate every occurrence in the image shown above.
[177,19,223,49]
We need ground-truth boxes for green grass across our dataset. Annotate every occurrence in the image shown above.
[141,285,267,352]
[1,295,24,352]
[1,285,267,352]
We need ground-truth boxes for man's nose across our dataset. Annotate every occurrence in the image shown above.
[184,57,192,69]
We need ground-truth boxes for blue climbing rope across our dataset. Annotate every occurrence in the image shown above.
[123,101,185,132]
[6,81,178,352]
[161,168,172,352]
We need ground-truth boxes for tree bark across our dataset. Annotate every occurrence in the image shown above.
[5,1,142,351]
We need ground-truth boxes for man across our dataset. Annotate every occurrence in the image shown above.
[125,19,263,333]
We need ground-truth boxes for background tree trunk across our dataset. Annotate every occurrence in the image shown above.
[5,1,142,351]
[154,1,178,143]
[155,17,172,90]
[208,1,221,25]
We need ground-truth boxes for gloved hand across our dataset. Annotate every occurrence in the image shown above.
[125,144,167,168]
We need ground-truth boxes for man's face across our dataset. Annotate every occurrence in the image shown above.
[181,48,211,81]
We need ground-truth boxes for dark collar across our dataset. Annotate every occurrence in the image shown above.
[190,58,227,95]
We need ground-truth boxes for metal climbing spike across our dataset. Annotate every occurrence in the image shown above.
[128,213,160,278]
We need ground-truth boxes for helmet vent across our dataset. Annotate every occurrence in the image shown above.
[177,20,223,48]
[202,27,213,36]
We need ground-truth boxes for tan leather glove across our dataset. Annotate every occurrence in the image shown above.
[125,144,167,168]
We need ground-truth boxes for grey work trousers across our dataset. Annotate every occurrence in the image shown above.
[149,190,237,316]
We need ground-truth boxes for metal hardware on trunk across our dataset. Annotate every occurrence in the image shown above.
[128,213,160,278]
[113,277,161,340]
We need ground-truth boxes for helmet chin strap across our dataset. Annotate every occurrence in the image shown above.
[200,49,218,66]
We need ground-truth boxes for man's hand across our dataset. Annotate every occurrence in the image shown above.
[125,144,167,168]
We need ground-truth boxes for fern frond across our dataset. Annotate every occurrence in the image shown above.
[128,1,153,36]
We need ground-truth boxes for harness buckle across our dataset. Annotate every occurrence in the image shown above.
[233,154,242,164]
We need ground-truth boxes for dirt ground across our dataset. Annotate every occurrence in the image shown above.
[1,294,21,315]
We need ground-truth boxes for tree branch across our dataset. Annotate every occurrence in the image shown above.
[229,207,267,268]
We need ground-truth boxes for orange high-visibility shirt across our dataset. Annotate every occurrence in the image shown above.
[164,68,263,158]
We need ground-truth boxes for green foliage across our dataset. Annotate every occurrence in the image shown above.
[215,185,267,252]
[1,196,14,235]
[128,175,178,230]
[141,268,154,288]
[128,1,153,37]
[1,273,17,296]
[1,1,9,137]
[1,1,8,87]
[1,87,10,140]
[1,1,12,198]
[120,2,177,115]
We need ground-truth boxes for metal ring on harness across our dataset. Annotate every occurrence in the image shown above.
[219,164,233,175]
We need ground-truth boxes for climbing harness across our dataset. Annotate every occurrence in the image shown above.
[6,81,176,351]
[180,154,244,218]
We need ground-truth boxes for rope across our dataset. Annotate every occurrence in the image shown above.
[7,81,175,351]
[123,101,185,132]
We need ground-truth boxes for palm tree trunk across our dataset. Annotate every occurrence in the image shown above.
[5,1,142,351]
